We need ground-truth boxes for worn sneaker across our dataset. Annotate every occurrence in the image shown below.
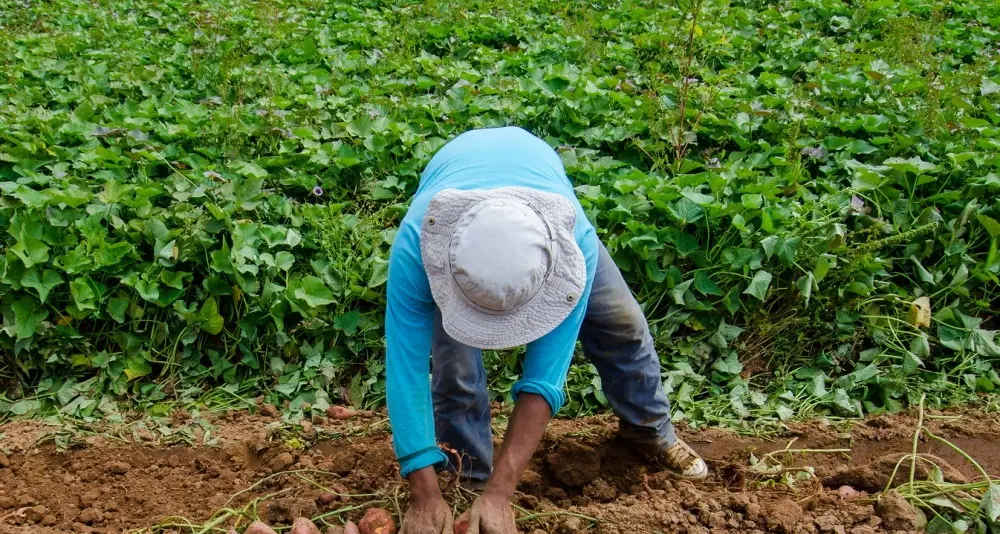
[654,439,709,481]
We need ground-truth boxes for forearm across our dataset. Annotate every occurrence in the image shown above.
[385,231,447,478]
[484,393,552,499]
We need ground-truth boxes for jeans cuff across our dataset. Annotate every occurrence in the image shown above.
[618,420,677,453]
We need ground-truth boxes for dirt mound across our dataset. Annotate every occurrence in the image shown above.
[0,420,58,452]
[822,452,968,493]
[0,409,997,532]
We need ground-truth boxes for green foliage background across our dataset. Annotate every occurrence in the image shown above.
[1,0,998,423]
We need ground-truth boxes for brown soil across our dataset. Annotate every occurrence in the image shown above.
[0,407,998,533]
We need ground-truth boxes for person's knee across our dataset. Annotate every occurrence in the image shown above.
[595,296,650,345]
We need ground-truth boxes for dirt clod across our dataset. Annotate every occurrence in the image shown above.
[79,488,101,507]
[583,478,618,502]
[106,460,130,475]
[0,453,9,468]
[765,498,803,533]
[301,421,316,438]
[24,506,49,523]
[815,514,842,533]
[327,449,358,475]
[259,404,280,418]
[270,452,296,472]
[263,498,318,525]
[557,516,584,533]
[546,439,601,487]
[78,507,102,525]
[876,491,926,531]
[518,469,543,493]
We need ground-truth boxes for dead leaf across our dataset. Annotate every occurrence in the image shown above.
[907,296,931,328]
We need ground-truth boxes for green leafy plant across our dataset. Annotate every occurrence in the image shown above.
[0,0,998,423]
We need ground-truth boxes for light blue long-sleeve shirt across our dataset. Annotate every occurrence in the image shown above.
[385,127,599,477]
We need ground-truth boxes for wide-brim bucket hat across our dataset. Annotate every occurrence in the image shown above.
[419,186,587,349]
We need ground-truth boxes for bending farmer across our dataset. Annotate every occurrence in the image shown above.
[386,127,707,534]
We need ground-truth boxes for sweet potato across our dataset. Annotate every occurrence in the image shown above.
[244,521,279,534]
[344,521,361,534]
[838,485,860,501]
[358,507,396,534]
[454,511,470,534]
[317,482,349,505]
[290,517,322,534]
[327,406,358,420]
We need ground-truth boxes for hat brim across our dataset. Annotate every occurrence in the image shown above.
[419,187,587,350]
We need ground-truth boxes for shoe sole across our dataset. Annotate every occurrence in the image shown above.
[660,466,710,482]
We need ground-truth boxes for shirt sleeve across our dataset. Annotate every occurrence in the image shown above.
[515,227,599,415]
[385,223,448,477]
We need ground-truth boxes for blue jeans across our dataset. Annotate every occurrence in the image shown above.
[431,241,677,487]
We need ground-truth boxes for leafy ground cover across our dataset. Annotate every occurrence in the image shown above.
[1,0,999,431]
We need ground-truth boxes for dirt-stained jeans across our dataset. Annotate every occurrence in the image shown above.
[430,241,677,488]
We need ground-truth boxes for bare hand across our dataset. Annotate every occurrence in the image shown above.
[401,466,454,534]
[400,495,453,534]
[466,491,517,534]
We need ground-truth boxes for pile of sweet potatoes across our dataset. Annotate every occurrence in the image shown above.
[235,507,395,534]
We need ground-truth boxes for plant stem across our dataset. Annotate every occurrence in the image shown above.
[922,428,992,483]
[909,394,926,487]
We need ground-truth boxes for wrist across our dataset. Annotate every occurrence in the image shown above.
[407,466,442,505]
[482,480,516,501]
